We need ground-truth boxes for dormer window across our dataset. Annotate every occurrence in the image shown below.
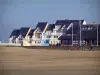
[87,26,93,30]
[88,27,91,30]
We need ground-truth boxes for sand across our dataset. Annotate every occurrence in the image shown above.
[0,46,100,75]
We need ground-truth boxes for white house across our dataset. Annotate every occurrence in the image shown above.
[43,24,55,43]
[49,25,63,45]
[32,22,49,46]
[21,27,34,46]
[9,29,20,43]
[9,27,34,46]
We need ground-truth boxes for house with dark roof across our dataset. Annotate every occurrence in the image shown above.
[15,27,31,46]
[44,24,55,40]
[56,19,86,25]
[32,22,49,46]
[49,19,86,45]
[58,22,80,45]
[9,29,20,43]
[28,29,34,38]
[21,27,35,46]
[59,23,100,46]
[9,27,34,46]
[49,24,63,45]
[9,19,100,47]
[81,24,100,46]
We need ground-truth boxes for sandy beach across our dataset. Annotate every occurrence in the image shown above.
[0,46,100,75]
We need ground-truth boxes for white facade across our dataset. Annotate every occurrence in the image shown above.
[31,23,50,46]
[43,30,52,40]
[9,36,18,43]
[49,25,63,45]
[9,37,13,43]
[32,27,43,46]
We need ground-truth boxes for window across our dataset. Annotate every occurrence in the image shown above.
[54,36,58,38]
[37,35,40,38]
[38,41,41,43]
[45,40,49,43]
[89,27,92,30]
[43,33,45,36]
[47,35,51,38]
[88,27,91,30]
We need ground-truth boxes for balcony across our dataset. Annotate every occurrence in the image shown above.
[51,32,63,36]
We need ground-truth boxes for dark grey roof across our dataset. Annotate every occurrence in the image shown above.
[28,29,34,38]
[82,24,100,26]
[55,19,84,33]
[9,29,20,38]
[59,23,100,40]
[56,19,84,25]
[46,24,55,31]
[35,22,47,32]
[65,22,80,34]
[20,27,30,38]
[59,35,79,40]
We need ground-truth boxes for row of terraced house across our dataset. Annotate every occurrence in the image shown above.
[9,19,100,46]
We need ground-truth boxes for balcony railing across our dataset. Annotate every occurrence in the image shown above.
[51,32,63,35]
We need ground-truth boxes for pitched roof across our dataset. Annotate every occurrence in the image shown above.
[65,22,80,34]
[55,19,84,33]
[59,34,79,40]
[56,19,84,25]
[59,24,100,40]
[20,27,30,38]
[46,24,55,31]
[28,29,34,38]
[35,22,48,32]
[9,29,20,38]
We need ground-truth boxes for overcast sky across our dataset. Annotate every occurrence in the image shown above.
[0,0,100,42]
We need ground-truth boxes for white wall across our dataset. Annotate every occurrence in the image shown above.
[49,25,63,45]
